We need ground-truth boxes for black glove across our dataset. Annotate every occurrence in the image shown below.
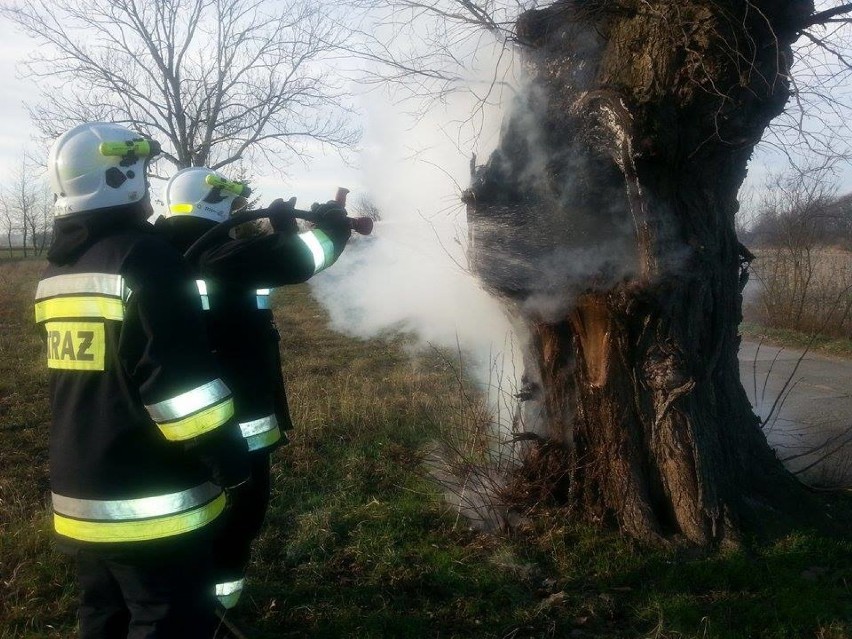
[187,422,251,489]
[268,197,298,234]
[310,200,351,249]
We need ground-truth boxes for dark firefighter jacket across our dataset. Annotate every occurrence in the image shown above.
[158,215,347,454]
[34,207,249,551]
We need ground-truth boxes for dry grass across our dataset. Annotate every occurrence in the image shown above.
[746,248,852,339]
[0,259,76,638]
[0,260,850,639]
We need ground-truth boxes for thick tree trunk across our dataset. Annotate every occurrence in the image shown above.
[466,0,821,544]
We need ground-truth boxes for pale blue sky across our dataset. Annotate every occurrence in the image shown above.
[0,20,364,208]
[1,8,851,216]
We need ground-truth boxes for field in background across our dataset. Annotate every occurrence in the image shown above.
[744,249,852,356]
[0,251,46,261]
[0,260,850,638]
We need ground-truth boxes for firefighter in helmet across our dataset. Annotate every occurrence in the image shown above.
[157,166,351,611]
[34,122,249,638]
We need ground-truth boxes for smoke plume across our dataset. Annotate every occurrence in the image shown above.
[309,42,523,423]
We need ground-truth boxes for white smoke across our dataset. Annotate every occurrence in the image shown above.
[309,39,524,427]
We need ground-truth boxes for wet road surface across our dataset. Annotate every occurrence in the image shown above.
[739,340,852,486]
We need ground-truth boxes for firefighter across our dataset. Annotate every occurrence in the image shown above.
[157,167,351,611]
[34,123,249,638]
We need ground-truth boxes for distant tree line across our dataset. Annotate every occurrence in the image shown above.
[0,157,52,258]
[741,170,852,339]
[742,192,852,250]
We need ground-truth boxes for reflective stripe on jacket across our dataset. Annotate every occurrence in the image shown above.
[35,220,241,548]
[296,230,337,274]
[238,414,282,452]
[215,577,245,609]
[145,378,234,441]
[162,219,349,457]
[52,483,226,543]
[197,281,271,313]
[194,279,284,453]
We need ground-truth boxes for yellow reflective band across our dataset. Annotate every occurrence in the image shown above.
[54,492,226,543]
[239,414,280,451]
[35,296,124,323]
[238,414,277,438]
[45,321,106,371]
[170,203,194,215]
[156,397,234,441]
[146,378,231,422]
[52,483,221,520]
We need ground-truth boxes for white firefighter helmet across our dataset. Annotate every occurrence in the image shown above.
[48,122,161,217]
[163,167,251,223]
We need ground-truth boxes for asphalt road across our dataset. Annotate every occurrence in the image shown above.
[739,340,852,486]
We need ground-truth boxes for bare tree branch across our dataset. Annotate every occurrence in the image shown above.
[2,155,52,257]
[799,2,852,30]
[2,0,360,173]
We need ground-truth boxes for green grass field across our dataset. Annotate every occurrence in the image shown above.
[1,260,850,638]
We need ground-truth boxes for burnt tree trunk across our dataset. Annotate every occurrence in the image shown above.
[466,0,822,544]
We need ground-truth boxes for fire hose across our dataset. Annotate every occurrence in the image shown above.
[185,187,374,262]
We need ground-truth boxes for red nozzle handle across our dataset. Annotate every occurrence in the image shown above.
[333,186,371,235]
[335,187,350,206]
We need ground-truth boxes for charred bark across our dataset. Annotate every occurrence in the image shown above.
[466,0,823,544]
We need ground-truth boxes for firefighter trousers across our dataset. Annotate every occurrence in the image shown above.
[214,452,272,582]
[74,540,217,639]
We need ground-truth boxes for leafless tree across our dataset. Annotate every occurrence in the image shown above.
[767,3,852,166]
[2,157,52,258]
[353,1,852,163]
[8,159,34,257]
[27,186,52,256]
[355,1,852,545]
[0,195,16,258]
[3,0,359,172]
[351,193,382,221]
[746,166,852,338]
[748,176,852,249]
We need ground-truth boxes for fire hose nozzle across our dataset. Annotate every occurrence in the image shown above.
[185,187,372,260]
[302,208,372,235]
[349,216,373,235]
[331,186,371,235]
